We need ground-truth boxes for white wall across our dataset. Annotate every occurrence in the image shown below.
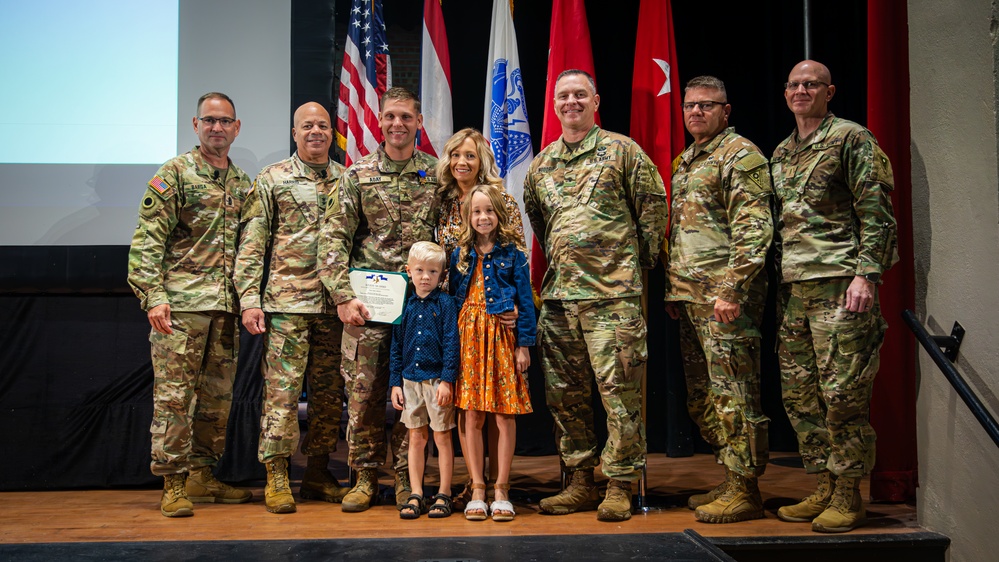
[910,1,999,560]
[178,0,291,180]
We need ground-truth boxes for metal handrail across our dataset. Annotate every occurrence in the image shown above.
[903,309,999,448]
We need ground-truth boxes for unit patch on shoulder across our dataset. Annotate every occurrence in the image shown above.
[735,152,768,171]
[325,188,341,217]
[671,154,683,174]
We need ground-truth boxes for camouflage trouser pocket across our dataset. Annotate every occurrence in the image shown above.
[150,326,189,355]
[831,313,886,391]
[340,326,359,387]
[614,314,648,369]
[836,311,884,356]
[341,327,358,361]
[265,331,287,360]
[150,418,167,435]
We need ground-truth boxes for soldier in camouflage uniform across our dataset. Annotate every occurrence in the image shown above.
[234,102,348,514]
[524,70,668,522]
[666,76,773,524]
[319,87,440,512]
[772,61,898,533]
[127,92,253,517]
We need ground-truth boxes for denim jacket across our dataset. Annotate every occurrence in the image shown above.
[449,243,536,347]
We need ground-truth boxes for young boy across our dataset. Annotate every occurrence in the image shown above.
[390,241,459,519]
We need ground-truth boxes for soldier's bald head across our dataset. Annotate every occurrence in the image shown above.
[789,60,832,84]
[293,102,333,165]
[294,102,331,128]
[785,60,836,120]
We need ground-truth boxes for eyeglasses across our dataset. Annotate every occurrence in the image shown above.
[681,100,726,112]
[784,81,828,91]
[198,117,237,128]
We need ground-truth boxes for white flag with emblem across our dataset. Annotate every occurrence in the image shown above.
[483,0,534,257]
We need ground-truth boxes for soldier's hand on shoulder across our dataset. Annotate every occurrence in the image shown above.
[242,308,266,335]
[148,303,172,335]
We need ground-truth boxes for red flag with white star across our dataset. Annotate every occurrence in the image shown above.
[630,0,684,201]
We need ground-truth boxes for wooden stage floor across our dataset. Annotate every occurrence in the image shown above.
[0,451,919,545]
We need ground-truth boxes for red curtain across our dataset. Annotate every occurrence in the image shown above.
[867,0,918,502]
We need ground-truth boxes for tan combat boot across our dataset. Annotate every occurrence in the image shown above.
[161,473,194,518]
[812,475,866,533]
[597,479,633,522]
[264,457,296,514]
[539,469,600,515]
[299,455,349,503]
[187,466,252,504]
[688,468,732,510]
[777,472,835,522]
[341,468,379,512]
[694,473,764,523]
[394,470,412,509]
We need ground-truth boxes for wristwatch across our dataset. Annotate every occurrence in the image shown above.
[864,272,881,284]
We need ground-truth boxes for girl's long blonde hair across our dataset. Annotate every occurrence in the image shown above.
[455,184,521,274]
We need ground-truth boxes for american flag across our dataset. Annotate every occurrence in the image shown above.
[336,0,392,166]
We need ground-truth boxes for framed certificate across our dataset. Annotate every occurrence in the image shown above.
[347,268,410,325]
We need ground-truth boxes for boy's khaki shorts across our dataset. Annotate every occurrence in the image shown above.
[401,378,456,432]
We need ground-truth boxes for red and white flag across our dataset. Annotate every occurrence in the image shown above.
[532,0,600,291]
[417,0,452,157]
[336,0,392,166]
[630,0,684,200]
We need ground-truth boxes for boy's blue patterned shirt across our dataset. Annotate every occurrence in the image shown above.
[389,287,459,387]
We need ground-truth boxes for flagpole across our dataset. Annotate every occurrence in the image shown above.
[803,0,813,58]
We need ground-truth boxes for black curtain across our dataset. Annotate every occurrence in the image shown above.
[0,294,266,490]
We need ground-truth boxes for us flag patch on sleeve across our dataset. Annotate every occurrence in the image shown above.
[149,175,169,194]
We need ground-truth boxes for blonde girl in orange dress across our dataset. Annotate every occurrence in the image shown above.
[449,184,535,522]
[435,129,526,509]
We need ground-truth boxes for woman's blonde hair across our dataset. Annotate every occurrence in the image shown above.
[455,184,521,274]
[435,128,504,202]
